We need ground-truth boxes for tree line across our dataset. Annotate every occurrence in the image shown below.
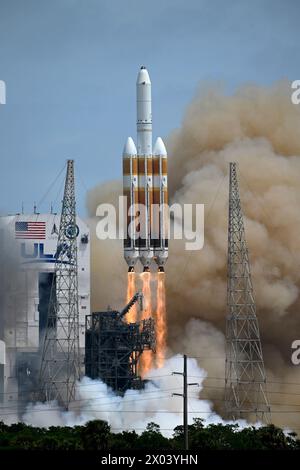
[0,419,299,450]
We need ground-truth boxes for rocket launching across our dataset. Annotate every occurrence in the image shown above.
[123,66,168,373]
[123,66,168,273]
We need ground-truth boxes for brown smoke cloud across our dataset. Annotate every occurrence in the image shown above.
[87,80,300,431]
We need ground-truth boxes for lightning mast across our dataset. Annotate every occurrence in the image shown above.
[225,162,271,423]
[39,159,80,410]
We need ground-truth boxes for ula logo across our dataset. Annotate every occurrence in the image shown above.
[0,80,6,105]
[20,243,55,263]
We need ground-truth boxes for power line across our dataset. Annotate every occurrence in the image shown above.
[1,402,300,419]
[0,387,186,411]
[35,162,67,212]
[172,354,200,450]
[2,372,300,399]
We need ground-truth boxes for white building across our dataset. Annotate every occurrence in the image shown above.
[0,213,90,414]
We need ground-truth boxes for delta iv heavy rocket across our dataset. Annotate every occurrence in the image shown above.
[123,66,168,273]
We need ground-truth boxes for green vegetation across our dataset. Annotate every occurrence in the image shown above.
[0,419,299,450]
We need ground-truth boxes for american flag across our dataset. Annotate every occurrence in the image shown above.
[15,221,46,239]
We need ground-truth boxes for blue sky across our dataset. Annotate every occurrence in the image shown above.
[0,0,299,215]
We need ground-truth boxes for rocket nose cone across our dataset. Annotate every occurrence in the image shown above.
[153,137,167,156]
[137,66,151,85]
[123,137,137,156]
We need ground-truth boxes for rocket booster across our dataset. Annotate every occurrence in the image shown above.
[123,66,168,272]
[123,137,139,270]
[153,137,168,271]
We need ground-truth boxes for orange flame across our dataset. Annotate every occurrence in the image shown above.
[140,271,153,373]
[156,272,167,368]
[126,272,137,323]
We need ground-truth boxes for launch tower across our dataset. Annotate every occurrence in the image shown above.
[39,160,81,410]
[225,162,271,423]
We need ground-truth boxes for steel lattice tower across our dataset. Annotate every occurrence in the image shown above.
[225,162,271,423]
[39,160,80,410]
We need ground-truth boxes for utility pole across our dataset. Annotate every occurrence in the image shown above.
[39,160,81,410]
[225,162,271,423]
[173,355,198,451]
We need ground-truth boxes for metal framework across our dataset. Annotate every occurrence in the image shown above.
[39,160,80,410]
[225,162,271,423]
[85,293,156,393]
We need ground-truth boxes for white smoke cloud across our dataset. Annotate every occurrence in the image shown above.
[21,354,249,435]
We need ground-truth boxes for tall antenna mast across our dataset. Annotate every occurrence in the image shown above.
[225,162,271,423]
[39,159,80,410]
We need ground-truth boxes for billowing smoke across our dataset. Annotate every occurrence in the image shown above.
[0,220,38,333]
[22,355,248,435]
[86,180,125,312]
[0,220,22,335]
[0,221,41,423]
[87,80,300,432]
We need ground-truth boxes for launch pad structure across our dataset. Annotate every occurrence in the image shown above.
[85,292,156,393]
[39,159,81,410]
[225,162,271,423]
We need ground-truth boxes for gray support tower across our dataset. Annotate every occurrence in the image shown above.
[225,162,271,423]
[39,160,80,410]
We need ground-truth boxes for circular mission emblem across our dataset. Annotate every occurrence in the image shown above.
[65,224,79,239]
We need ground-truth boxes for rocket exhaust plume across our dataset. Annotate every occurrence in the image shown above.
[155,272,167,368]
[126,272,137,323]
[140,271,153,373]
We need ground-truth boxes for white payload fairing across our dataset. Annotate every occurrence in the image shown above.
[123,66,168,272]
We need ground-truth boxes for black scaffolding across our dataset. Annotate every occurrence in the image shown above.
[85,294,155,393]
